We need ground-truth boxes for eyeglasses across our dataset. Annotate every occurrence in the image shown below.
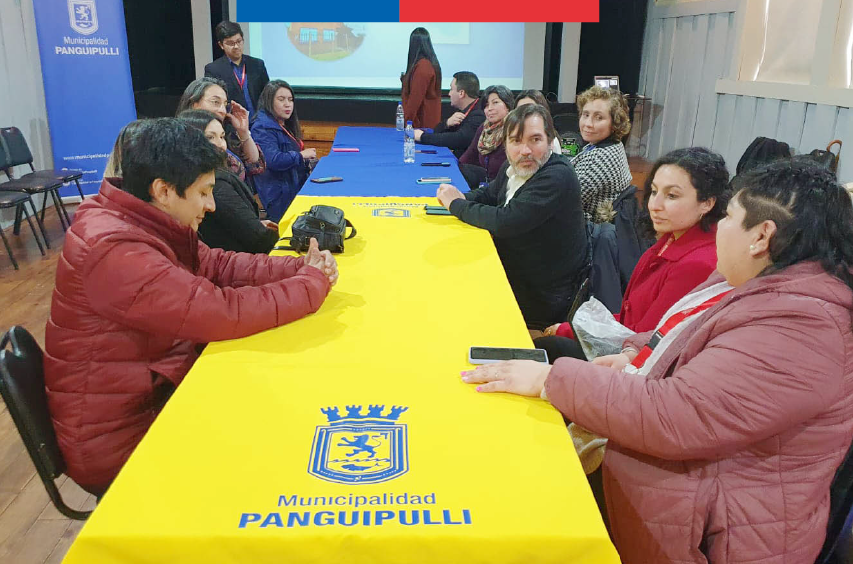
[223,38,244,48]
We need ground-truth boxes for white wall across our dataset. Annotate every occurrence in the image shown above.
[0,0,52,229]
[637,0,853,183]
[191,0,213,79]
[558,22,581,102]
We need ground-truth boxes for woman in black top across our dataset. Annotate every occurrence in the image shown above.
[178,110,279,253]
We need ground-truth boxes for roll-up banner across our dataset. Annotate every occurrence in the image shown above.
[32,0,137,197]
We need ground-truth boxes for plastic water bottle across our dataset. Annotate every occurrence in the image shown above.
[404,121,415,164]
[396,103,404,131]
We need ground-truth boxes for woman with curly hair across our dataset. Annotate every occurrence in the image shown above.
[572,85,633,222]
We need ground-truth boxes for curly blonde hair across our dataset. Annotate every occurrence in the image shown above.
[576,86,631,142]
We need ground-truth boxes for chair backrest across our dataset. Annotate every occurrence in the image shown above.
[0,127,35,169]
[816,439,853,563]
[612,185,654,293]
[0,326,66,480]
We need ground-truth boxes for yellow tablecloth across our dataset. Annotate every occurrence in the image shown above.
[63,197,619,564]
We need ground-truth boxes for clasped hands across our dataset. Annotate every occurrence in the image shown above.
[304,237,339,286]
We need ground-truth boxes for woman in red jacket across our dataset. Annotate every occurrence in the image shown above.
[44,119,338,496]
[463,159,853,563]
[537,147,730,361]
[400,27,442,129]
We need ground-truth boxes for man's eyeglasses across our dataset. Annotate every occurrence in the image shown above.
[223,38,244,48]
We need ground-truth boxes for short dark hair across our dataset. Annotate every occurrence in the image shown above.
[452,71,480,99]
[118,118,224,202]
[482,85,515,113]
[257,80,302,140]
[503,103,557,144]
[176,77,227,116]
[638,147,731,238]
[214,21,243,44]
[734,158,853,298]
[176,109,220,133]
[515,89,549,110]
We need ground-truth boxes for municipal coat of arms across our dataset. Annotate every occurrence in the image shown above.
[68,0,98,35]
[309,405,409,484]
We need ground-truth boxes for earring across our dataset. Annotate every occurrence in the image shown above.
[749,244,756,252]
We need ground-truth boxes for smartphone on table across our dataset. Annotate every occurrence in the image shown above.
[468,347,549,364]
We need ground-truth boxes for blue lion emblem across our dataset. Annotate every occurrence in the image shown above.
[309,405,409,484]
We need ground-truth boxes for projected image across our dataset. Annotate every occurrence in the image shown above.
[249,22,526,89]
[286,23,365,61]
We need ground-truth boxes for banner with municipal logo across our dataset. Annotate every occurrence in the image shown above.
[32,0,136,197]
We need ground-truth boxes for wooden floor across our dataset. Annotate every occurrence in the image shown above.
[0,203,97,564]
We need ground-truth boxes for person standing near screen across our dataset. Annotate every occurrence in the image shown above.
[205,21,270,119]
[401,27,442,129]
[414,71,485,158]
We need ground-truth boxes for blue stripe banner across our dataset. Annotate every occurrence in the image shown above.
[32,0,137,197]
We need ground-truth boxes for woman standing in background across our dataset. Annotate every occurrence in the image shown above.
[401,28,442,129]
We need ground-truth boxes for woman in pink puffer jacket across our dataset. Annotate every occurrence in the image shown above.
[462,159,853,563]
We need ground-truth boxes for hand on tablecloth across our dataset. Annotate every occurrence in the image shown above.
[436,183,465,209]
[260,220,278,231]
[304,238,339,286]
[461,360,551,397]
[414,129,424,142]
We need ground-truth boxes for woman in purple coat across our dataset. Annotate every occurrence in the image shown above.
[458,85,514,190]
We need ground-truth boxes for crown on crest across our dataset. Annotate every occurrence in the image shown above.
[321,405,408,424]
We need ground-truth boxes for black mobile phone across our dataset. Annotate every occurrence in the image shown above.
[310,176,343,184]
[468,346,549,364]
[424,206,452,216]
[421,162,451,167]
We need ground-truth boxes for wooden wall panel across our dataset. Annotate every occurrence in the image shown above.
[638,0,852,182]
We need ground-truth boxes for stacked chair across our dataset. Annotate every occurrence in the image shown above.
[0,126,85,269]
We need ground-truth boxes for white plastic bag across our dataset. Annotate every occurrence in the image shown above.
[572,297,636,360]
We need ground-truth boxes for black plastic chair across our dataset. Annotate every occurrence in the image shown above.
[0,191,45,269]
[0,326,92,520]
[816,440,853,563]
[0,127,85,200]
[0,135,68,235]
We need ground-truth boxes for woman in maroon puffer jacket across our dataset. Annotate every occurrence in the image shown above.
[462,159,853,563]
[45,119,337,496]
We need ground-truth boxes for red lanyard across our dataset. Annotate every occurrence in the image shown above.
[630,290,732,369]
[233,64,246,89]
[462,98,480,119]
[657,234,673,256]
[278,121,304,151]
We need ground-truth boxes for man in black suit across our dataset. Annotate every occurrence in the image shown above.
[204,21,270,119]
[413,71,485,158]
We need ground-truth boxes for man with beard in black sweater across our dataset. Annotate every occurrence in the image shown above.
[436,103,588,330]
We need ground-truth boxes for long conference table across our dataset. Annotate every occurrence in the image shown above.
[62,127,619,563]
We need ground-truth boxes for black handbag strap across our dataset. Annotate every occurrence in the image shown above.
[272,220,356,252]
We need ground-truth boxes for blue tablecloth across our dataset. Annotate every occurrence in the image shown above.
[300,126,468,197]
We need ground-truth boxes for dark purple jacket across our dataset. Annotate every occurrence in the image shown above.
[459,122,508,182]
